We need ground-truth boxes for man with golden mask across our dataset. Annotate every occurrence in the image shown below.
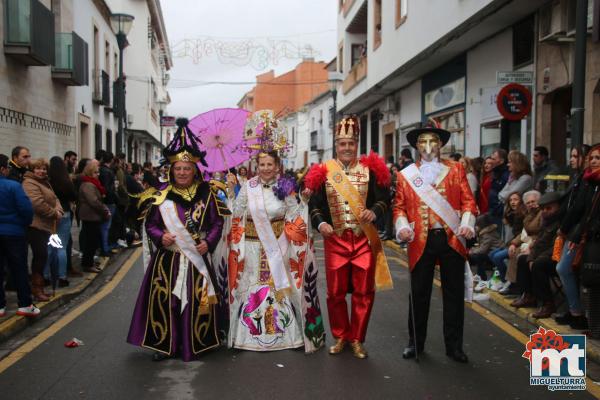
[393,122,477,363]
[127,118,230,362]
[304,116,393,359]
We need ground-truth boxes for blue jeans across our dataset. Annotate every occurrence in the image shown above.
[556,241,582,313]
[44,211,72,280]
[489,248,509,281]
[101,204,116,253]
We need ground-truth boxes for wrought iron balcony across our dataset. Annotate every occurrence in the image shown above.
[51,32,88,86]
[92,69,110,107]
[3,0,54,66]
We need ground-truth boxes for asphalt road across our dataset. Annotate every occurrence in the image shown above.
[0,241,595,400]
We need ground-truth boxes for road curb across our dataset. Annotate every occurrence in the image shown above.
[0,252,122,344]
[382,239,600,364]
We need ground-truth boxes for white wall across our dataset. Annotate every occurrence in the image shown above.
[399,80,421,127]
[337,0,497,110]
[463,28,538,158]
[73,0,119,157]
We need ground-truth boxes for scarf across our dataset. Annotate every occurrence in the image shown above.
[81,175,106,196]
[583,167,600,183]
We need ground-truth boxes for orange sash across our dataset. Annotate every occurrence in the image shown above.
[325,160,393,291]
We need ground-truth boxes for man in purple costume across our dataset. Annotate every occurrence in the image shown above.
[127,118,230,362]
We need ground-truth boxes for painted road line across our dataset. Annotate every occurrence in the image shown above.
[0,248,141,375]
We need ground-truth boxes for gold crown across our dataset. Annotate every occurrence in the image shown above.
[335,117,360,141]
[166,149,200,164]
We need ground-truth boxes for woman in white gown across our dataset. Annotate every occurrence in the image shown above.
[227,150,324,352]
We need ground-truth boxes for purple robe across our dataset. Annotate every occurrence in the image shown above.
[127,184,224,361]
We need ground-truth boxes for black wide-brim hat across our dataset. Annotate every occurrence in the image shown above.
[406,127,451,149]
[538,191,564,207]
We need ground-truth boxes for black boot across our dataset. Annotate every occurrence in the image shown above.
[446,348,469,363]
[402,341,424,359]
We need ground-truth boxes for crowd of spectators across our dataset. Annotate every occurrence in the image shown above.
[375,144,600,337]
[0,146,155,318]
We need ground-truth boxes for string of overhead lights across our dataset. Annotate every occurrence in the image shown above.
[169,36,323,69]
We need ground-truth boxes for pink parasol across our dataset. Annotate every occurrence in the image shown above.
[188,108,252,173]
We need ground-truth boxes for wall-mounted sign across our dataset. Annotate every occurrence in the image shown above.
[496,83,532,121]
[496,71,534,85]
[424,77,465,115]
[160,116,176,127]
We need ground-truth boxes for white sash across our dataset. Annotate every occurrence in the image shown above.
[401,164,464,246]
[401,163,473,302]
[159,200,216,303]
[246,177,292,291]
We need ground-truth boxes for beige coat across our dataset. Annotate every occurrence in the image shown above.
[22,171,63,233]
[78,181,108,222]
[506,208,542,282]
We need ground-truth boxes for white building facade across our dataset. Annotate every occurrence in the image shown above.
[106,0,172,164]
[0,0,80,158]
[73,0,119,159]
[336,0,548,161]
[282,92,334,170]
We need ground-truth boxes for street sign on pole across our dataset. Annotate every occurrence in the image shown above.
[496,83,532,121]
[496,71,534,85]
[160,116,176,127]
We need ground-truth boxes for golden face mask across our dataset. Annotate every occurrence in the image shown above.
[416,133,441,160]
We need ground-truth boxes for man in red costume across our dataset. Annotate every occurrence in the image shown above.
[393,124,477,363]
[304,116,392,359]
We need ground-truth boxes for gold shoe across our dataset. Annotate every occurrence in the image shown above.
[328,338,347,355]
[350,341,368,359]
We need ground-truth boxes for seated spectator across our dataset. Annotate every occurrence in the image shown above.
[489,191,526,295]
[22,158,64,302]
[78,163,110,273]
[511,192,562,312]
[0,154,39,317]
[507,190,542,305]
[521,192,564,318]
[556,144,600,329]
[470,214,504,290]
[499,150,533,204]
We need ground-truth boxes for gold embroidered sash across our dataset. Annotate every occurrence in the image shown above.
[325,160,393,291]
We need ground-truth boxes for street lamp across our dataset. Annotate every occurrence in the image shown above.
[328,71,343,159]
[157,99,167,147]
[110,13,134,158]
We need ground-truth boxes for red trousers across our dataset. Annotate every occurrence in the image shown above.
[324,229,375,343]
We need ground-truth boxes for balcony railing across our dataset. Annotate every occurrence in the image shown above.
[3,0,54,66]
[92,69,110,106]
[51,32,88,86]
[113,80,123,117]
[342,55,367,95]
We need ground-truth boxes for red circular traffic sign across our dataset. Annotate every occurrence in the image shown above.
[497,83,532,121]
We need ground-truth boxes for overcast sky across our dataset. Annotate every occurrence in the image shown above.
[161,0,338,118]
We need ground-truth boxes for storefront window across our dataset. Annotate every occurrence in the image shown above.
[430,109,465,156]
[481,122,501,157]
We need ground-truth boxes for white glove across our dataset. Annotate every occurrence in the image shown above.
[48,234,63,249]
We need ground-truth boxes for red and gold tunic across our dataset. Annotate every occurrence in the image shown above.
[324,161,370,236]
[393,159,477,270]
